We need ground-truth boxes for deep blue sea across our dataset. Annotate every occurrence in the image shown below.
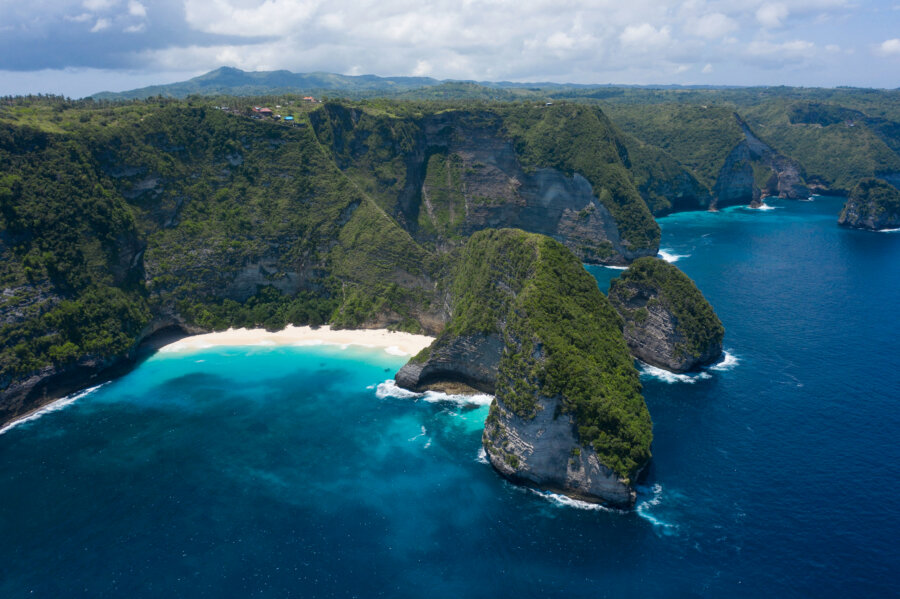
[2,197,899,598]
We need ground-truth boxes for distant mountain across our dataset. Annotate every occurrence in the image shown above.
[91,67,749,100]
[92,67,443,100]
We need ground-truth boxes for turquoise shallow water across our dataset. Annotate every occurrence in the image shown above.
[2,196,899,597]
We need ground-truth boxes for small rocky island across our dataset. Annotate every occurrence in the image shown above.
[396,229,652,507]
[608,257,724,373]
[838,178,900,231]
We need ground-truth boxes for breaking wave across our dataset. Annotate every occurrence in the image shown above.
[375,379,493,406]
[638,362,712,384]
[527,488,622,513]
[709,351,739,372]
[877,227,900,233]
[657,249,690,263]
[635,483,678,533]
[0,384,106,436]
[749,202,776,211]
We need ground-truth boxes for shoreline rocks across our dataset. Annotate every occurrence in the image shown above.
[608,257,724,373]
[838,178,900,231]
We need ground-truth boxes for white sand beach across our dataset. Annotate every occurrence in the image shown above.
[159,325,435,356]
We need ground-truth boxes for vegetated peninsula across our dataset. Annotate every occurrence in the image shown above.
[838,178,900,231]
[608,257,724,373]
[396,229,650,506]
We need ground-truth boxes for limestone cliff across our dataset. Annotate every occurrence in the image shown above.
[310,103,660,265]
[712,115,809,208]
[397,229,652,506]
[608,257,724,373]
[838,178,900,231]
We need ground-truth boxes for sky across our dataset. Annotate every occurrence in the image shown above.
[0,0,898,97]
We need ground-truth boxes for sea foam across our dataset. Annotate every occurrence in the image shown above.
[638,362,712,384]
[709,350,739,371]
[657,249,690,263]
[0,384,105,436]
[375,379,494,406]
[635,483,678,533]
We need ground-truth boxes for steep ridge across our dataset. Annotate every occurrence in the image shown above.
[608,257,724,372]
[397,229,652,506]
[310,103,660,264]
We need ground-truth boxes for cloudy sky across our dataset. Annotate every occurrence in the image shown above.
[1,0,899,97]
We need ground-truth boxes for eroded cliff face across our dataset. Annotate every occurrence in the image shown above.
[395,333,502,393]
[312,105,658,265]
[396,230,651,506]
[483,393,637,507]
[712,115,809,208]
[608,257,724,373]
[838,178,900,230]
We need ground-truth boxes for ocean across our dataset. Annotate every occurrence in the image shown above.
[1,196,898,597]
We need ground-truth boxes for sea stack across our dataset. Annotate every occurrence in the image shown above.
[396,229,652,507]
[838,178,900,231]
[608,257,724,373]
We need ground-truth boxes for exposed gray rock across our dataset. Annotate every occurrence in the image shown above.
[838,178,900,230]
[395,333,502,393]
[483,394,637,507]
[608,257,724,373]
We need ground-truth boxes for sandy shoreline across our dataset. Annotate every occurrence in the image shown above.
[159,325,435,356]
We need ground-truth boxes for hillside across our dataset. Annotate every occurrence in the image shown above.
[0,95,666,426]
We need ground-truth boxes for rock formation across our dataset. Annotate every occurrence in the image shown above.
[838,178,900,230]
[397,229,652,506]
[608,257,724,372]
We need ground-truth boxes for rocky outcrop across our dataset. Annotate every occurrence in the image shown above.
[608,257,724,372]
[0,317,206,428]
[712,115,809,208]
[838,178,900,230]
[395,332,502,393]
[483,393,638,508]
[396,229,652,506]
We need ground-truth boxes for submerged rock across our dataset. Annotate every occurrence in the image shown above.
[838,178,900,231]
[608,257,724,373]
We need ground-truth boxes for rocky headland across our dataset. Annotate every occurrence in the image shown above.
[397,229,652,507]
[838,178,900,231]
[607,257,724,373]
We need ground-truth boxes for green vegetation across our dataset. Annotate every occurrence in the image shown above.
[500,103,660,250]
[840,178,900,223]
[0,95,433,381]
[600,104,744,191]
[440,229,651,481]
[609,257,724,360]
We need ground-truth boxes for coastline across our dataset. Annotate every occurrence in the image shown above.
[0,325,436,434]
[158,325,435,356]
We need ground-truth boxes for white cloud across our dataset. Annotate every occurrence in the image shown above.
[702,62,714,73]
[620,23,671,48]
[83,0,119,11]
[127,0,147,18]
[757,3,790,27]
[184,0,322,36]
[65,13,93,23]
[124,23,146,33]
[90,18,111,32]
[746,39,816,61]
[688,13,738,39]
[876,38,900,56]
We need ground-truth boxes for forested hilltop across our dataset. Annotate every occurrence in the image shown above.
[97,68,900,203]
